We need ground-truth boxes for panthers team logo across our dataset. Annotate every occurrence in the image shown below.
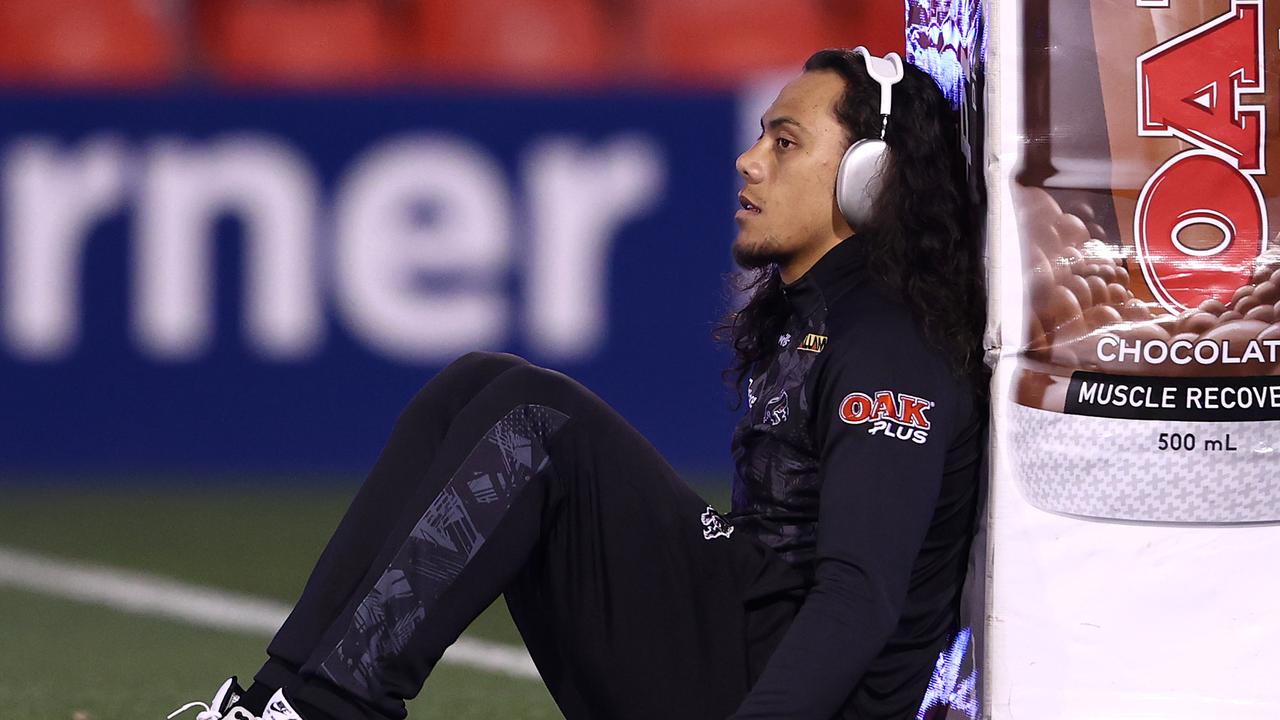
[839,390,935,445]
[701,506,734,540]
[763,390,789,426]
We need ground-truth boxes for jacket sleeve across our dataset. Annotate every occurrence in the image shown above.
[730,337,954,719]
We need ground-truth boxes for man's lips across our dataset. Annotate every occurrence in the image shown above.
[738,193,762,215]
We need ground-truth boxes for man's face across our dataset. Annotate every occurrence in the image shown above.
[733,70,855,272]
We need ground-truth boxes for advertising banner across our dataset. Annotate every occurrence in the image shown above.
[0,92,742,472]
[990,0,1280,716]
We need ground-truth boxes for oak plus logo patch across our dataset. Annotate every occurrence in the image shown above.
[839,390,934,444]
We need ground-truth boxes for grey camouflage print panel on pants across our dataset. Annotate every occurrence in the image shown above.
[318,404,569,699]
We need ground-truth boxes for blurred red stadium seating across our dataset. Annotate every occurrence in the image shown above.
[410,0,612,87]
[199,0,398,86]
[0,0,181,86]
[824,1,907,56]
[632,0,840,85]
[0,0,907,89]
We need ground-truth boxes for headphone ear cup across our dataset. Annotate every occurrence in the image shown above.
[836,138,890,228]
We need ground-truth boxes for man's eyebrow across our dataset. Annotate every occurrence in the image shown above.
[760,116,806,133]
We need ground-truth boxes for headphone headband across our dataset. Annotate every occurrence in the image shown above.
[851,46,905,124]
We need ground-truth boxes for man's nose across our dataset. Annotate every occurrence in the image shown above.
[736,144,764,183]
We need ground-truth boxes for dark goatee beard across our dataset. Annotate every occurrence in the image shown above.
[731,237,784,270]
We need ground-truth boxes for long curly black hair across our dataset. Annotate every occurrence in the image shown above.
[718,49,987,405]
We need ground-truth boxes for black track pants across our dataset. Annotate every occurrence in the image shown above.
[255,352,805,720]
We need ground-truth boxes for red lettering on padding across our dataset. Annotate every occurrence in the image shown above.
[1134,149,1265,312]
[1137,0,1263,172]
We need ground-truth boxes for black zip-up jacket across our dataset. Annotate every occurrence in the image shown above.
[727,237,986,719]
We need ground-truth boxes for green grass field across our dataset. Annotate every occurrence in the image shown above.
[0,478,729,720]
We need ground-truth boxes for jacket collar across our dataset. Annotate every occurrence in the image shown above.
[779,235,868,319]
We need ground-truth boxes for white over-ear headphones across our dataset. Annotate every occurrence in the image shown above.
[836,46,905,228]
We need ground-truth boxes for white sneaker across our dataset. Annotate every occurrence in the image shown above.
[168,676,259,720]
[261,689,306,720]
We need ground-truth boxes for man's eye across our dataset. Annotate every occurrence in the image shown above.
[775,137,794,150]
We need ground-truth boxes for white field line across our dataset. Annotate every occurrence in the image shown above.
[0,545,539,680]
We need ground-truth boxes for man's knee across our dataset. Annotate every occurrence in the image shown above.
[447,351,531,377]
[500,362,567,391]
[427,351,533,397]
[492,363,599,413]
[416,354,597,425]
[400,352,532,425]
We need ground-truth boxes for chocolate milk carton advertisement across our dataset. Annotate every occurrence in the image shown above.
[989,0,1280,716]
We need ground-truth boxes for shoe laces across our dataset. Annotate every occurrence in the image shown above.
[166,702,220,720]
[167,702,258,720]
